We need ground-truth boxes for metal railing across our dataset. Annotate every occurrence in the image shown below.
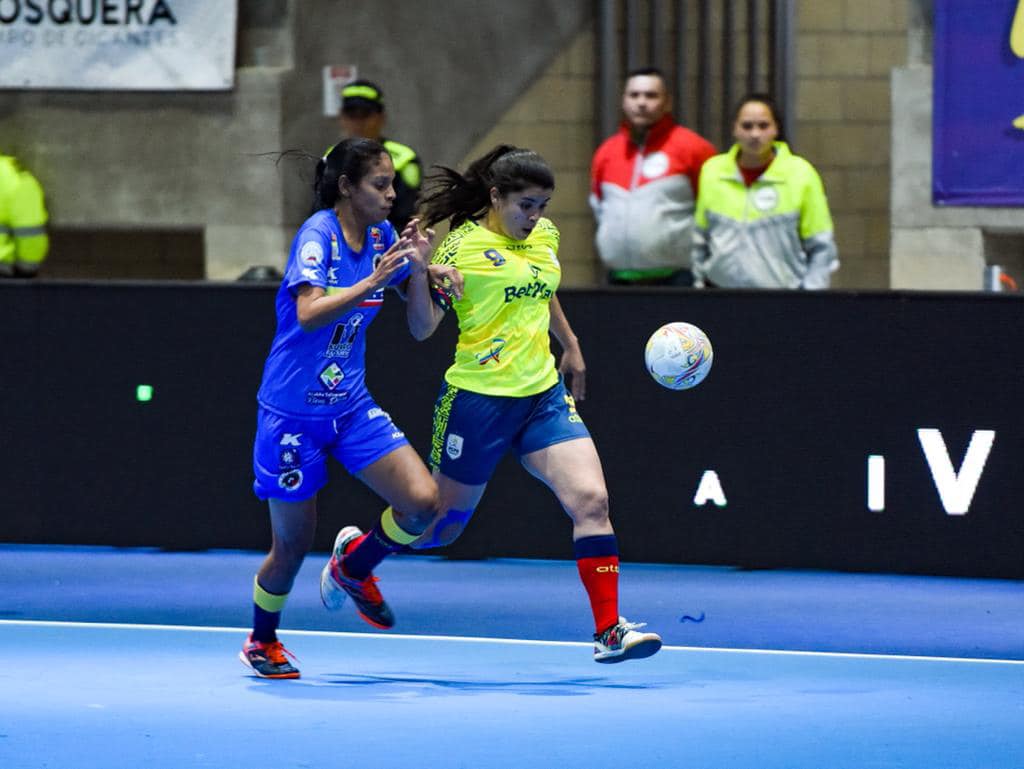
[598,0,797,149]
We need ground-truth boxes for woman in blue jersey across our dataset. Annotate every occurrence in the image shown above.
[329,145,662,663]
[240,138,459,679]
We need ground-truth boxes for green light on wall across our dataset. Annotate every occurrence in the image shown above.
[136,384,154,402]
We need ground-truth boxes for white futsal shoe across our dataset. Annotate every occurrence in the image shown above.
[593,617,662,663]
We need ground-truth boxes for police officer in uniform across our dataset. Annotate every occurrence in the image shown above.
[0,154,48,278]
[338,80,422,232]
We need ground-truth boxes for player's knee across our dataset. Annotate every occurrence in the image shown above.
[411,507,475,549]
[571,486,610,526]
[425,527,463,548]
[394,483,442,534]
[270,533,312,569]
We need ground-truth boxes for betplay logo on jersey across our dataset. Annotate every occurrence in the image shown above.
[503,280,552,303]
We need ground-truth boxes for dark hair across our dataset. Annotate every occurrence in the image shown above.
[625,66,667,84]
[312,137,388,213]
[733,92,786,142]
[418,145,555,228]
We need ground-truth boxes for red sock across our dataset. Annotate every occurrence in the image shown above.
[576,555,620,634]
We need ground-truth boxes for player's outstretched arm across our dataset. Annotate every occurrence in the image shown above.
[550,294,586,401]
[401,218,450,340]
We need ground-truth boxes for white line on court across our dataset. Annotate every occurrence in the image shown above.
[3,618,1023,666]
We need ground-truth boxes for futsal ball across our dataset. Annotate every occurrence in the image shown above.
[644,322,713,390]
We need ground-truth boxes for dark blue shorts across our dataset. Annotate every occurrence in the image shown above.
[253,397,410,501]
[429,377,590,485]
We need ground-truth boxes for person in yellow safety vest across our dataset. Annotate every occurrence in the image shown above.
[692,93,838,289]
[0,154,48,278]
[337,79,422,232]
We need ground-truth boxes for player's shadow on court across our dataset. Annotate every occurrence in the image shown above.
[249,672,658,699]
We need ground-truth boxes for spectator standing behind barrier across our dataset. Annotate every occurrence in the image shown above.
[590,67,717,286]
[338,79,422,231]
[0,153,48,278]
[692,93,838,289]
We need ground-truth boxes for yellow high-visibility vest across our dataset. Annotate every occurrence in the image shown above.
[0,155,48,271]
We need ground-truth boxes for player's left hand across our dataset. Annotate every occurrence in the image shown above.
[559,347,586,402]
[427,263,464,301]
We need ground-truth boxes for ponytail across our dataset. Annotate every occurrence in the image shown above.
[419,144,555,228]
[312,154,337,213]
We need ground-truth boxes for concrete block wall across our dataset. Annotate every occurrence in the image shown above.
[2,0,295,281]
[3,1,919,289]
[473,1,910,289]
[890,0,1024,290]
[796,0,907,289]
[1,0,592,281]
[461,27,600,287]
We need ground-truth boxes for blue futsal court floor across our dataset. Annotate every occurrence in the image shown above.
[2,545,1023,768]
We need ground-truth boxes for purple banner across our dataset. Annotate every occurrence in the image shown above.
[933,0,1024,206]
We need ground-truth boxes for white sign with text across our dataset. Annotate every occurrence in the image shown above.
[0,0,237,90]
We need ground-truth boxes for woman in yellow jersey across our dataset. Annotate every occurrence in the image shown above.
[408,145,661,663]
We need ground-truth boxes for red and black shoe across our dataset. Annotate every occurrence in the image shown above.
[239,635,300,679]
[319,525,396,629]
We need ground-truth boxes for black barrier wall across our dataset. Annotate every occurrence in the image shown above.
[2,282,1022,579]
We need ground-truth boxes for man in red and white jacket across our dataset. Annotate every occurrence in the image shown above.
[590,67,717,286]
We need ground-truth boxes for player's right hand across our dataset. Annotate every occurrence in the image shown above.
[369,238,415,289]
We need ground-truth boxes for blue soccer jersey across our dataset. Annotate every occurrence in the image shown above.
[256,209,409,417]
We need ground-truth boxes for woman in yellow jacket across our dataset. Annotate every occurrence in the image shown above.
[692,93,838,289]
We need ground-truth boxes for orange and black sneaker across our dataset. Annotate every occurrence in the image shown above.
[239,635,300,679]
[320,525,395,629]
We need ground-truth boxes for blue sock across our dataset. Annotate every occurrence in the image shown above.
[251,577,287,643]
[252,604,281,643]
[342,527,403,580]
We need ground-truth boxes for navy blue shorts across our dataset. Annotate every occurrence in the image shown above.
[253,397,409,501]
[429,377,590,485]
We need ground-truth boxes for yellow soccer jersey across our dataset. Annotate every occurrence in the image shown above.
[432,218,562,397]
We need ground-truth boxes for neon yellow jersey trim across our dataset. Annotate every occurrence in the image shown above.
[432,218,561,397]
